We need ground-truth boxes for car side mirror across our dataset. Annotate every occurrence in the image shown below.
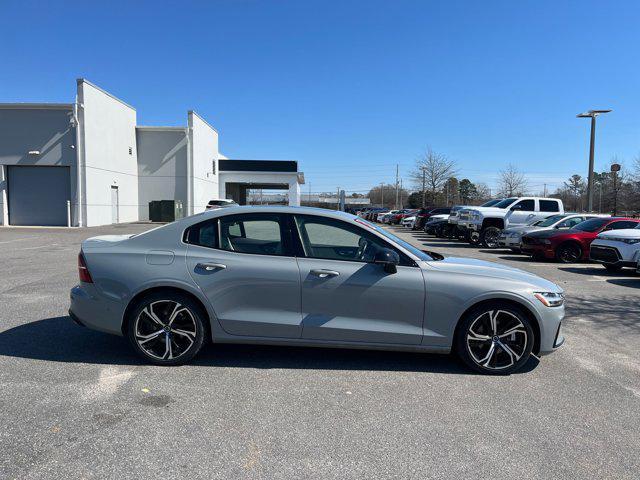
[374,248,400,274]
[510,204,522,211]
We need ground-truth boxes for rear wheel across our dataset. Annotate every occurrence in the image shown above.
[455,303,534,375]
[556,242,582,263]
[126,292,206,366]
[480,226,501,248]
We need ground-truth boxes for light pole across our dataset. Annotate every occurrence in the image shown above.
[577,109,611,212]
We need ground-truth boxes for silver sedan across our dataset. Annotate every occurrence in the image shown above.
[70,206,565,374]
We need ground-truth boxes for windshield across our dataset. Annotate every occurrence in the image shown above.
[492,198,518,209]
[481,199,501,207]
[537,214,566,227]
[357,218,435,261]
[574,217,610,232]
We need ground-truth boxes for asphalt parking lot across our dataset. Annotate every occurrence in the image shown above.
[1,223,639,479]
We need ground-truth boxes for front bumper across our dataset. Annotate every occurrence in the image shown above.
[538,303,566,355]
[498,234,522,248]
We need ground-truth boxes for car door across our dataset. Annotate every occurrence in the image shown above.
[185,213,302,338]
[506,199,537,225]
[292,214,425,345]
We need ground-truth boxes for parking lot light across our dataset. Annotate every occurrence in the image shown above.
[577,109,612,212]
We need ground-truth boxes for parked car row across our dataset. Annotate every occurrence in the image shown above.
[387,199,640,272]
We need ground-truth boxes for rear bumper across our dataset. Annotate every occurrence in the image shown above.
[498,236,521,248]
[69,284,124,336]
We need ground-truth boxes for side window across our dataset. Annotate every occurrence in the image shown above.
[540,200,560,212]
[608,221,639,230]
[219,214,288,256]
[559,217,583,228]
[184,220,218,248]
[516,199,535,211]
[294,215,408,264]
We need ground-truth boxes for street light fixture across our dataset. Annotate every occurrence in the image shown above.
[576,109,612,212]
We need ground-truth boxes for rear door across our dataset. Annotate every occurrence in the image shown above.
[185,212,302,338]
[293,214,425,345]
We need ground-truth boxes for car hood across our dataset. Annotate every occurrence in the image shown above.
[427,256,561,292]
[466,207,505,215]
[503,225,549,234]
[526,228,580,239]
[82,234,134,249]
[597,229,640,239]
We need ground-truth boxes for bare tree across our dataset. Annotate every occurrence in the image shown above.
[563,174,586,211]
[474,182,492,202]
[410,147,457,206]
[498,163,528,197]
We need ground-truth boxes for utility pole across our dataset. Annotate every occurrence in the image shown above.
[421,168,426,208]
[577,109,612,212]
[336,187,340,211]
[394,164,399,209]
[611,163,620,216]
[543,183,547,197]
[400,179,403,208]
[598,182,602,213]
[380,182,384,208]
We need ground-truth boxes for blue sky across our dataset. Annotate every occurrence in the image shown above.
[2,0,639,195]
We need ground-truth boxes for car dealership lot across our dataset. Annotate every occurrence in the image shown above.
[1,224,639,479]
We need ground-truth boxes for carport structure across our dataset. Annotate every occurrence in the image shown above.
[219,159,303,206]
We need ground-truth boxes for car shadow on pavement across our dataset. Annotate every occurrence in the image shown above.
[0,316,540,375]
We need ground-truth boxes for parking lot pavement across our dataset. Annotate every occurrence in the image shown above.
[1,223,639,479]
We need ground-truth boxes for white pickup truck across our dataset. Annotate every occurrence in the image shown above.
[457,197,564,247]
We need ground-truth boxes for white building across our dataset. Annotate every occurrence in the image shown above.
[0,79,303,227]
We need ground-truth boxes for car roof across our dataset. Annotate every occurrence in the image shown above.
[186,205,359,222]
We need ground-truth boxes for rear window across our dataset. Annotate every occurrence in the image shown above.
[540,200,560,212]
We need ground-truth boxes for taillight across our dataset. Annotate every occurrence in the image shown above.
[78,252,93,283]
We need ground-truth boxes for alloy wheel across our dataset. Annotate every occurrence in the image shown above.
[466,310,528,371]
[557,244,581,263]
[482,227,501,248]
[134,300,198,361]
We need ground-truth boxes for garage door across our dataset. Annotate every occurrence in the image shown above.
[7,166,71,226]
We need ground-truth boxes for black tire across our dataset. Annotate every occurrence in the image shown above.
[604,264,623,272]
[126,291,207,366]
[480,226,501,248]
[468,230,481,245]
[455,302,535,375]
[555,242,582,264]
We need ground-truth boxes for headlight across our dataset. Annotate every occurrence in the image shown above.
[534,292,564,307]
[617,238,640,244]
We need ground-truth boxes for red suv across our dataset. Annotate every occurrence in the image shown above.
[521,217,640,263]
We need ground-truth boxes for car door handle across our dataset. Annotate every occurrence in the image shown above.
[310,269,340,278]
[197,262,227,271]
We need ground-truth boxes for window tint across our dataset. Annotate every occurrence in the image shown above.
[608,221,639,230]
[540,200,560,212]
[184,220,218,248]
[575,218,611,232]
[294,215,410,264]
[493,198,518,208]
[219,214,288,256]
[514,199,535,211]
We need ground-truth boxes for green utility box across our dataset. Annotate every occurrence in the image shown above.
[149,200,184,222]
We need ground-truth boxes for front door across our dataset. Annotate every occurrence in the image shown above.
[185,213,302,338]
[506,199,536,226]
[110,186,119,224]
[293,214,425,345]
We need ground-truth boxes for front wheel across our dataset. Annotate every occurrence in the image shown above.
[480,226,501,248]
[555,243,582,263]
[455,303,535,375]
[126,292,207,366]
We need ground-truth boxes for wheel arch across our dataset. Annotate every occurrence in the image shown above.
[122,286,213,343]
[555,239,584,259]
[453,298,541,355]
[482,218,505,230]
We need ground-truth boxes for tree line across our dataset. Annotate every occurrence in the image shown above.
[367,147,640,214]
